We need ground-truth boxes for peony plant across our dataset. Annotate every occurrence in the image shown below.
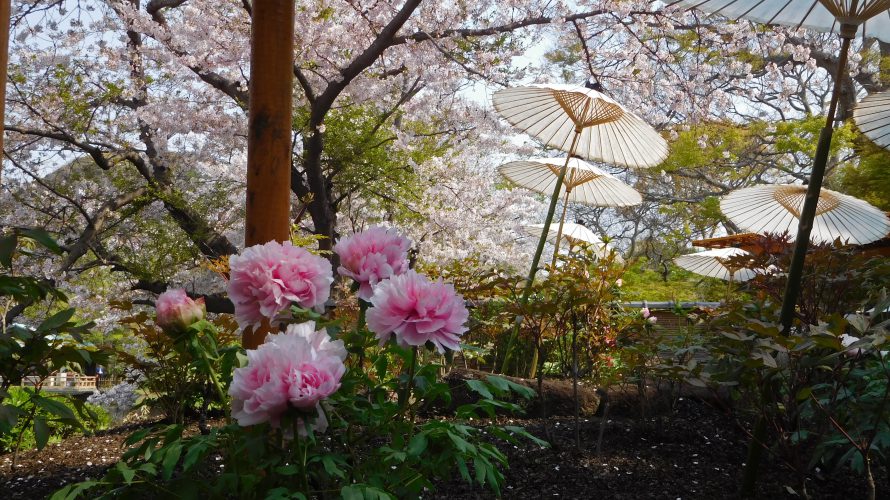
[57,228,544,499]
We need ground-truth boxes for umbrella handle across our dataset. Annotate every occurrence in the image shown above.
[550,189,572,267]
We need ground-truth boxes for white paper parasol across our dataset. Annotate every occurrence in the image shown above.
[674,247,760,282]
[498,158,642,207]
[853,90,890,149]
[720,184,890,245]
[492,84,668,169]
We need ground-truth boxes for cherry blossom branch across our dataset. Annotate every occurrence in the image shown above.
[58,187,150,272]
[391,9,615,45]
[132,279,234,314]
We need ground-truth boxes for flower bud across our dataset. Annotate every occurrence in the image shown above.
[156,289,206,333]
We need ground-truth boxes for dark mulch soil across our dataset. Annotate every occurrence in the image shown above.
[430,394,874,499]
[0,392,879,499]
[1,425,131,498]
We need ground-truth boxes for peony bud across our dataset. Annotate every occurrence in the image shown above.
[156,288,206,334]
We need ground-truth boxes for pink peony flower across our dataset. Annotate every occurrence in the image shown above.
[641,307,651,319]
[647,316,658,325]
[615,278,623,288]
[366,270,469,354]
[333,226,411,301]
[227,241,334,330]
[229,322,347,433]
[155,289,205,333]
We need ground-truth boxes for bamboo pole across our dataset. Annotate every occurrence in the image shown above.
[550,189,572,267]
[749,25,856,498]
[243,0,295,349]
[0,0,11,186]
[778,27,854,334]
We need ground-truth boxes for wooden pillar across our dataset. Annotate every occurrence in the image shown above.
[0,0,11,186]
[244,0,295,349]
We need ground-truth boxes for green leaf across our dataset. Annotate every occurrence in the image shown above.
[182,442,207,471]
[0,234,15,268]
[455,456,471,482]
[124,428,150,446]
[161,443,183,480]
[321,454,346,479]
[796,387,813,402]
[447,431,476,454]
[847,315,869,334]
[466,379,494,399]
[34,416,50,450]
[474,457,487,485]
[137,462,157,475]
[341,485,363,500]
[408,432,428,456]
[37,308,76,333]
[34,395,77,422]
[116,462,136,485]
[265,488,305,500]
[0,403,23,428]
[486,375,535,399]
[20,228,63,255]
[48,480,99,500]
[503,426,549,448]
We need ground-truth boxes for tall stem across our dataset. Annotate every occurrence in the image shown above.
[571,311,580,450]
[399,347,417,414]
[779,32,853,333]
[501,132,581,373]
[356,299,369,368]
[551,189,572,268]
[740,414,768,498]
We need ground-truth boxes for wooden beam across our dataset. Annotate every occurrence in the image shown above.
[244,0,295,349]
[0,0,11,186]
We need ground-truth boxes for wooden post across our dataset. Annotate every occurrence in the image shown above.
[0,0,11,186]
[244,0,295,349]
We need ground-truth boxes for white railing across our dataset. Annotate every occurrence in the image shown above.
[20,373,97,390]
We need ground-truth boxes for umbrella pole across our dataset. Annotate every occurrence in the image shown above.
[745,30,854,496]
[551,189,572,267]
[500,131,581,374]
[777,28,854,334]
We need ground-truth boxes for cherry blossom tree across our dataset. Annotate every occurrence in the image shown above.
[3,0,889,321]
